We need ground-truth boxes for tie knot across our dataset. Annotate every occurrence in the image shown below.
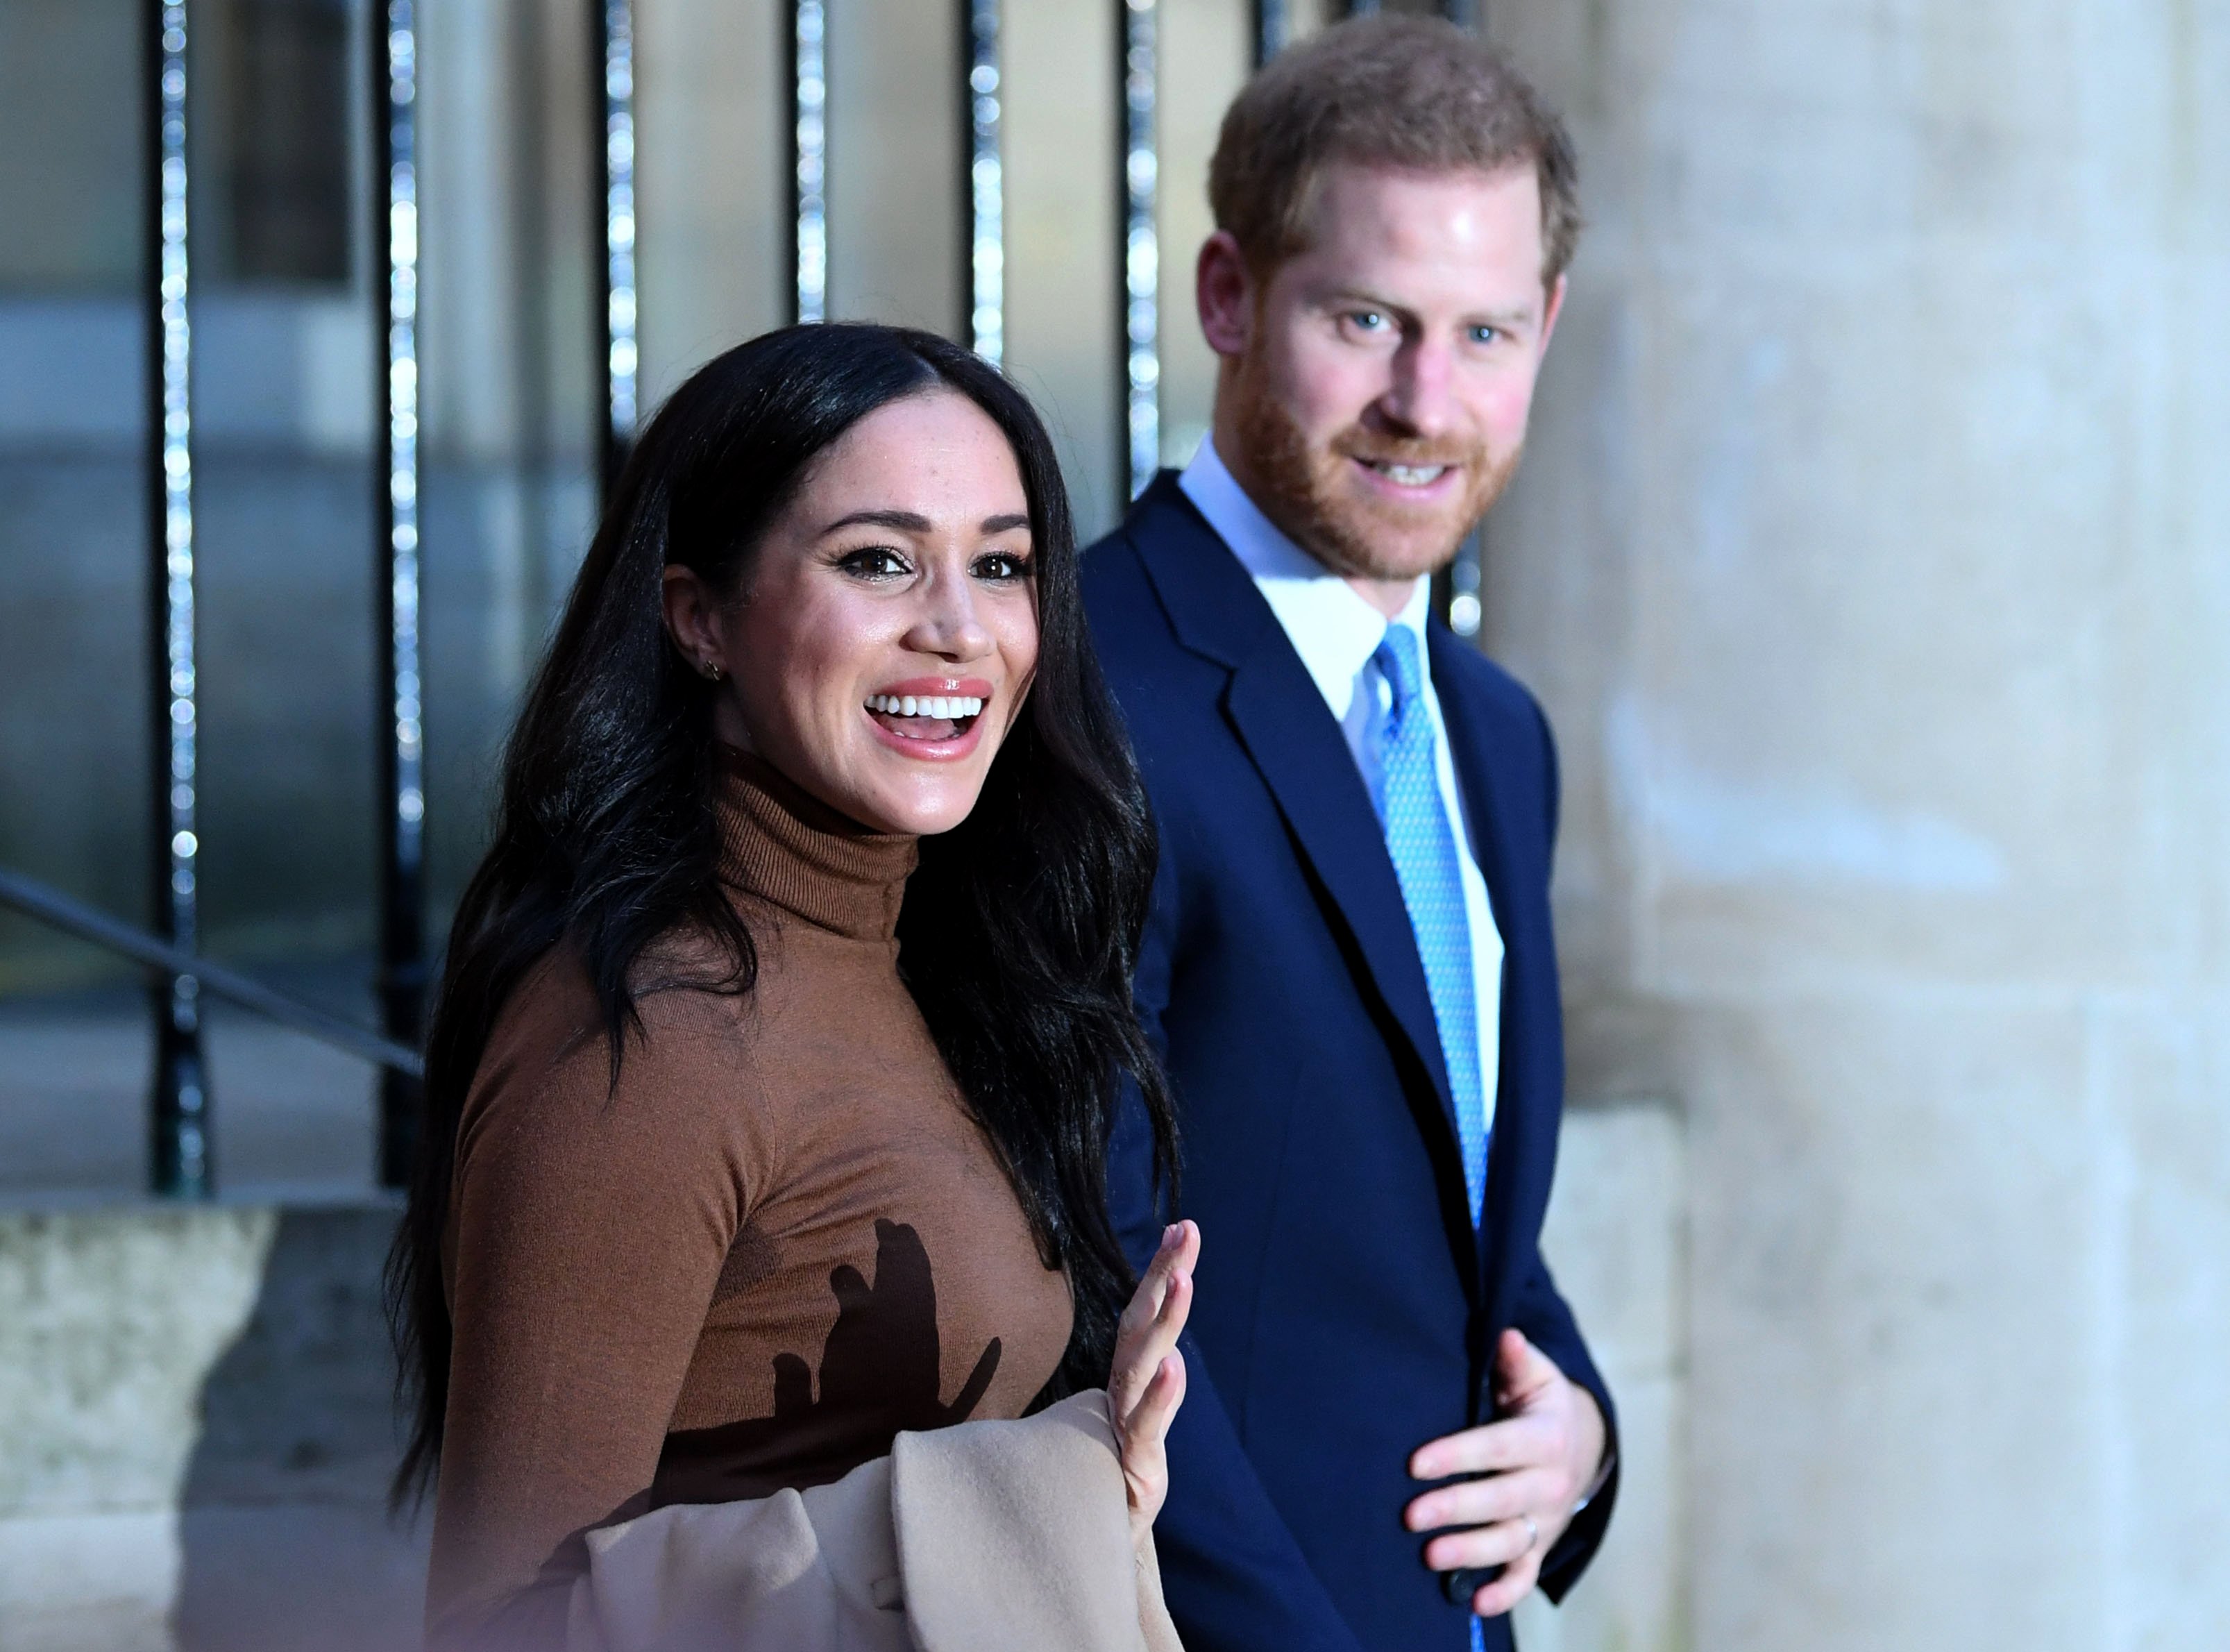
[1374,624,1425,716]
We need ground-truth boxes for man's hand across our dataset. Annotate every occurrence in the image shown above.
[1403,1329,1607,1619]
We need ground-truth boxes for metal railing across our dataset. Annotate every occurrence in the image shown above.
[71,0,1484,1199]
[0,868,423,1081]
[374,0,428,1189]
[144,0,205,1193]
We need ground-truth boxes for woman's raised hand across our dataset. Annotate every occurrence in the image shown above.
[1109,1220,1200,1538]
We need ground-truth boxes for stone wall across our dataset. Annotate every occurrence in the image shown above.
[0,1202,423,1652]
[1485,3,2230,1648]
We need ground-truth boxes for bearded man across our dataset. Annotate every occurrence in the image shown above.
[1084,18,1616,1652]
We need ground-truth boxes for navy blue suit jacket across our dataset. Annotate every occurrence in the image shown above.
[1084,478,1617,1652]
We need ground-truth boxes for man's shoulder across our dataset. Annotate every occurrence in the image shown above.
[1080,528,1188,705]
[1434,632,1546,727]
[1078,478,1236,664]
[1078,516,1160,623]
[1432,630,1561,837]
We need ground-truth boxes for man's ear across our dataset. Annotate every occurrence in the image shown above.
[661,563,722,677]
[1538,273,1569,355]
[1197,231,1256,360]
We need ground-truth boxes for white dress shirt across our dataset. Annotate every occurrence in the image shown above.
[1179,437,1505,1140]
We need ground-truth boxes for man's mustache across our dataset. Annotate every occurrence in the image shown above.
[1328,430,1485,471]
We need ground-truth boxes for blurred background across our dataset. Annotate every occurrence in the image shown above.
[1,0,2224,1648]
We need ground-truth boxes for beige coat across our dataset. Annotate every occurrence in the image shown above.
[561,1391,1184,1652]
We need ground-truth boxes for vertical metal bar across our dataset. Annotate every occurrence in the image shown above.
[1119,0,1158,499]
[595,0,639,490]
[1442,0,1485,636]
[146,0,210,1198]
[964,0,1002,364]
[790,0,828,325]
[1444,529,1484,637]
[1251,0,1288,66]
[374,0,426,1188]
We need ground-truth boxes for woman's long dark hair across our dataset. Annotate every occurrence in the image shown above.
[386,323,1177,1505]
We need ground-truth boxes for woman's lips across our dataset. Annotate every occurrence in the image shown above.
[861,676,995,761]
[872,675,995,702]
[863,708,986,759]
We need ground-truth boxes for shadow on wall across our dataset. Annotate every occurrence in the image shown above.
[173,1206,428,1652]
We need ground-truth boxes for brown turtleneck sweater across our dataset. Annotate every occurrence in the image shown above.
[425,750,1074,1640]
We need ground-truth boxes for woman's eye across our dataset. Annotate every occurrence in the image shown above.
[973,550,1033,582]
[836,546,912,580]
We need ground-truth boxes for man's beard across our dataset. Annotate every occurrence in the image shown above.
[1231,366,1520,583]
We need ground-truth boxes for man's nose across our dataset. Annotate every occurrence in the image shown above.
[1378,335,1460,439]
[903,565,994,661]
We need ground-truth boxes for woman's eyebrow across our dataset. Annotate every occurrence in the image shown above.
[821,507,1031,537]
[822,507,933,534]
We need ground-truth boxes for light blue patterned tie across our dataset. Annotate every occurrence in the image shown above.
[1372,625,1488,1226]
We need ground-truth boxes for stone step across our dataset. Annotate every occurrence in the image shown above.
[0,982,383,1200]
[0,1200,425,1651]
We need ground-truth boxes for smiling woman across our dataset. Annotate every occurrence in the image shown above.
[382,323,1192,1648]
[660,389,1044,832]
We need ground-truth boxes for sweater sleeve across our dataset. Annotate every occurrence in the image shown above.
[425,956,762,1646]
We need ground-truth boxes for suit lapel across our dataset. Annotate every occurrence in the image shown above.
[1430,627,1535,1290]
[1220,661,1458,1128]
[1123,480,1462,1163]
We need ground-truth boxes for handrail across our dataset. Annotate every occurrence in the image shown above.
[0,867,426,1080]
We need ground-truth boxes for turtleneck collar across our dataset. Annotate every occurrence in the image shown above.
[715,746,918,943]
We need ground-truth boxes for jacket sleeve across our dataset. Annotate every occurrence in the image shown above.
[1506,1247,1619,1601]
[1515,697,1621,1600]
[1108,853,1371,1652]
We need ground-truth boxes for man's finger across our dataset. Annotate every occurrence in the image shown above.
[1421,1515,1535,1575]
[1409,1413,1555,1480]
[1493,1327,1562,1401]
[1403,1466,1555,1534]
[1469,1547,1544,1619]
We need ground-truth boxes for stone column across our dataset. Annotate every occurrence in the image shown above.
[635,0,788,408]
[1002,0,1122,532]
[1483,3,2230,1648]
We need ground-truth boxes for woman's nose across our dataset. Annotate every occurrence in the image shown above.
[902,566,994,661]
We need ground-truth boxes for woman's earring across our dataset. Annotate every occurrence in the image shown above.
[703,661,723,683]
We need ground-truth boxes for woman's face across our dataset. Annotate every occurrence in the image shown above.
[666,389,1041,836]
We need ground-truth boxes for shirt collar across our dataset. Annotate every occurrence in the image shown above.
[1178,436,1435,719]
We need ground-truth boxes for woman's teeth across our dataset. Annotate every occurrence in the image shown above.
[1368,461,1449,487]
[866,693,984,718]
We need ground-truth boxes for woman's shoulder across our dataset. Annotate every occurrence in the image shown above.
[464,936,766,1138]
[448,938,777,1229]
